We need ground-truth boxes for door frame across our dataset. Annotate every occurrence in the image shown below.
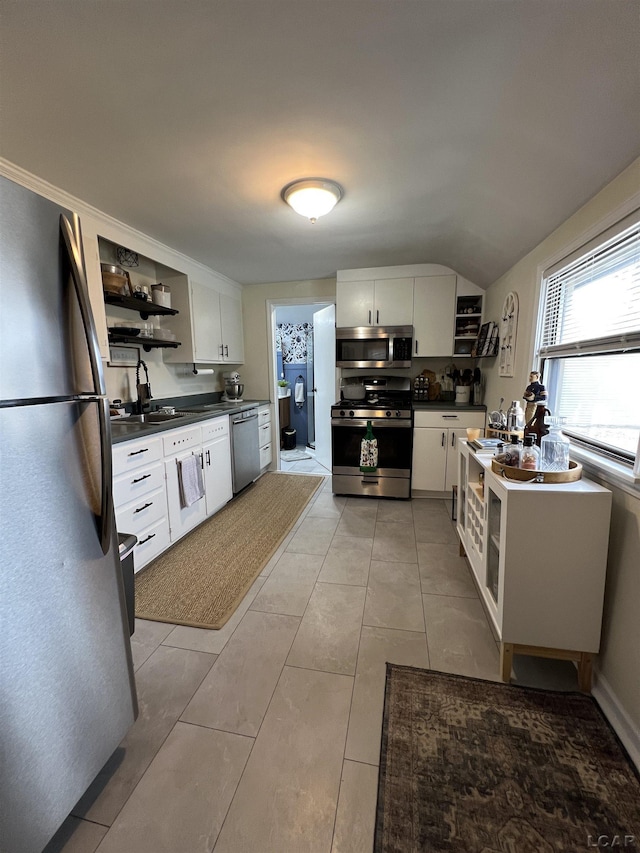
[266,298,337,471]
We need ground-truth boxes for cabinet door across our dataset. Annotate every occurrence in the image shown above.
[219,292,244,363]
[191,281,223,362]
[413,275,456,356]
[336,280,374,326]
[203,435,233,516]
[412,427,447,491]
[445,428,468,491]
[374,278,414,326]
[165,450,207,541]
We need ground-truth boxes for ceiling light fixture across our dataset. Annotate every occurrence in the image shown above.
[281,178,343,223]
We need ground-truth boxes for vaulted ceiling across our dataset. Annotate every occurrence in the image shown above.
[1,0,638,286]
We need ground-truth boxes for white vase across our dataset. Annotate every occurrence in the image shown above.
[278,387,291,398]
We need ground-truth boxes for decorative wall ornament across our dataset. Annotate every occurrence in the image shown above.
[499,291,519,377]
[116,246,139,267]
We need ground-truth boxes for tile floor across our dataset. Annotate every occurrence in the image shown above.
[45,474,579,853]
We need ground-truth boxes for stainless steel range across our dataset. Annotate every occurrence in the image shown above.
[331,376,413,499]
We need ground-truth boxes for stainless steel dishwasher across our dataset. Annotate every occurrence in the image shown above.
[231,408,261,493]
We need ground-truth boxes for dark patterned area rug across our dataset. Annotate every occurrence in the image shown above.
[375,665,640,853]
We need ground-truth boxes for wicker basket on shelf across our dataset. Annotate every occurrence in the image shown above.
[491,455,582,483]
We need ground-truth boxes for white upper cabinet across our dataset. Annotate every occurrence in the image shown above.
[219,292,244,363]
[336,276,414,326]
[191,281,224,362]
[372,278,415,326]
[336,280,375,326]
[336,265,479,341]
[413,274,456,357]
[164,279,244,365]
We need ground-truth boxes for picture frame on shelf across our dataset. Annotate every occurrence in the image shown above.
[473,322,490,357]
[108,345,141,367]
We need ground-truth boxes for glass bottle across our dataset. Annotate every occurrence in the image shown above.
[503,435,521,467]
[520,434,540,470]
[540,417,570,471]
[359,420,378,472]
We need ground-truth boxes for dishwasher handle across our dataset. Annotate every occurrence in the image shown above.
[232,413,258,425]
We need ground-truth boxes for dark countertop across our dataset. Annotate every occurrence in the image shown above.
[413,401,487,412]
[110,399,271,444]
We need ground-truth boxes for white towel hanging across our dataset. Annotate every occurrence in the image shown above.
[177,454,205,507]
[295,377,305,408]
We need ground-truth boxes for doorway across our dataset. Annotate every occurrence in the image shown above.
[268,301,336,473]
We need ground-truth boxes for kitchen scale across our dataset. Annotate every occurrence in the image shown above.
[222,370,244,402]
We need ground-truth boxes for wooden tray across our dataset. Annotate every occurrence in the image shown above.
[491,456,582,482]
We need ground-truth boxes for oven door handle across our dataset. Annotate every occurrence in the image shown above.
[331,419,412,428]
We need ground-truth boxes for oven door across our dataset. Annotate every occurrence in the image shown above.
[332,418,413,477]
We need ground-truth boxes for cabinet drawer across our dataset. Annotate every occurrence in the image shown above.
[112,435,162,475]
[414,410,485,429]
[259,422,272,445]
[133,517,171,573]
[260,443,272,469]
[201,415,229,443]
[115,487,167,536]
[113,462,164,508]
[258,406,271,426]
[162,425,202,456]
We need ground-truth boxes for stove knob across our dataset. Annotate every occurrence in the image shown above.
[386,410,392,418]
[349,410,355,418]
[340,410,345,417]
[396,410,402,417]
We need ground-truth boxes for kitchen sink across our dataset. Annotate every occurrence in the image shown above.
[127,413,187,423]
[110,421,149,433]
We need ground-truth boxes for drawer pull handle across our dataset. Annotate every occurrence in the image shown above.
[128,447,149,456]
[133,501,153,514]
[132,473,151,483]
[441,432,446,447]
[137,533,156,545]
[442,415,458,419]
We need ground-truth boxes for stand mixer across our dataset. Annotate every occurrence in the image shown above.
[222,371,244,402]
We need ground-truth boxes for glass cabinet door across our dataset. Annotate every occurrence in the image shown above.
[486,486,502,604]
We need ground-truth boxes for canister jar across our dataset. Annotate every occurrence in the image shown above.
[151,283,171,308]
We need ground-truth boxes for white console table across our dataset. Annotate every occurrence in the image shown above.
[457,440,612,691]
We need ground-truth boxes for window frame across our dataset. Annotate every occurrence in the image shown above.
[532,205,640,489]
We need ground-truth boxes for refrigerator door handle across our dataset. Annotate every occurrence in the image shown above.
[97,397,114,554]
[60,214,106,397]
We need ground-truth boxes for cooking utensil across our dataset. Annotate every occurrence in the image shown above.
[100,263,127,277]
[109,326,140,337]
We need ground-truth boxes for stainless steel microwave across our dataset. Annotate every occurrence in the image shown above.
[335,325,413,369]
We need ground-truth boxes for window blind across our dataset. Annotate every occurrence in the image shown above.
[539,211,640,358]
[536,209,640,466]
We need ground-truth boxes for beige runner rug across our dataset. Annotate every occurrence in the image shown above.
[135,472,323,630]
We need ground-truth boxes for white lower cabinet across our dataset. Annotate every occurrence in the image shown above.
[112,414,235,569]
[202,416,233,516]
[163,425,207,543]
[112,435,169,573]
[457,440,612,690]
[258,405,272,471]
[412,410,485,493]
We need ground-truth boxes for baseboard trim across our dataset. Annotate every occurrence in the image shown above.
[593,672,640,772]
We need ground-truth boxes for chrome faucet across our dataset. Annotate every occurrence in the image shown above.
[135,359,153,414]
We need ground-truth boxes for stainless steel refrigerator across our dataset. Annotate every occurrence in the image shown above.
[0,175,137,853]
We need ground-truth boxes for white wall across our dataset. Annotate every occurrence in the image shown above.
[483,157,640,740]
[241,279,337,400]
